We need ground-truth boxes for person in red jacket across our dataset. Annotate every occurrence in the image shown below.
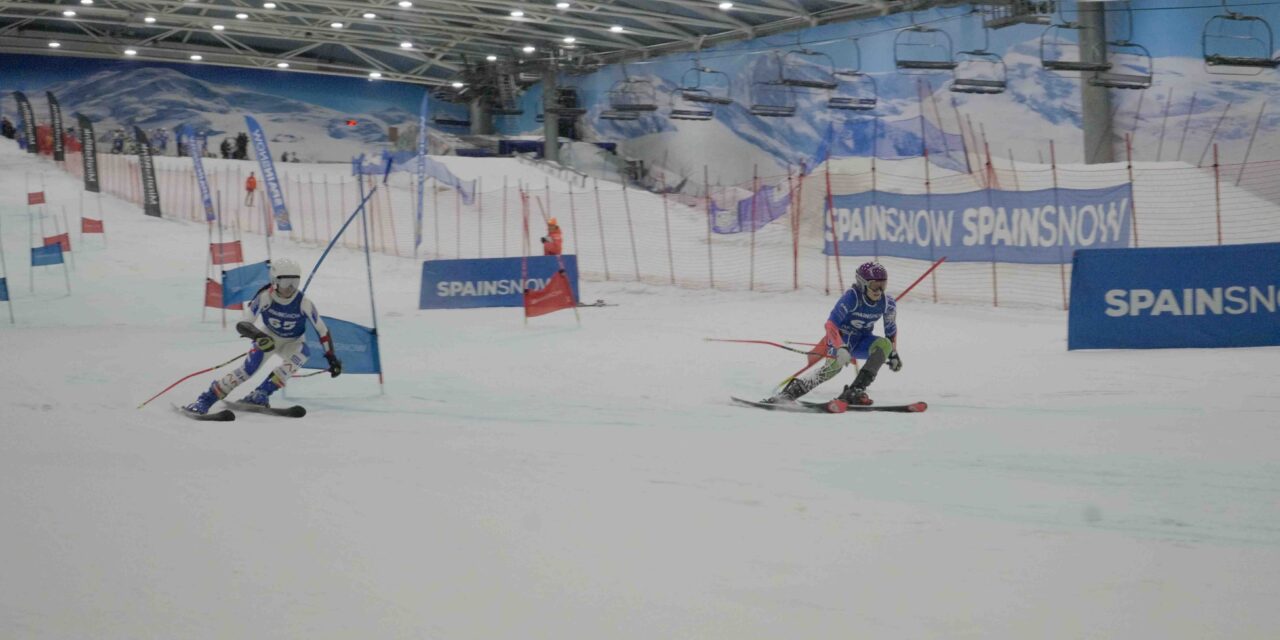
[244,172,258,206]
[541,217,563,256]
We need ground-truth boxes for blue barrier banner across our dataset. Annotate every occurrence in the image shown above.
[824,184,1132,264]
[302,315,381,374]
[30,244,64,266]
[1069,243,1280,350]
[245,115,292,231]
[222,261,270,306]
[0,276,9,302]
[420,255,579,309]
[711,183,791,234]
[181,125,216,221]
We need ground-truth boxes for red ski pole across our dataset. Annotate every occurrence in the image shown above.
[137,351,248,409]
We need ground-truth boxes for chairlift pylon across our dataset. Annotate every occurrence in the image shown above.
[895,14,958,72]
[1039,1,1111,73]
[749,52,797,117]
[1089,3,1153,89]
[608,64,659,112]
[1202,0,1280,73]
[950,18,1007,94]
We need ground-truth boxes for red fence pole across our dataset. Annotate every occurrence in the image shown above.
[1125,134,1140,248]
[593,178,611,281]
[1050,140,1067,311]
[1213,144,1223,246]
[704,165,714,289]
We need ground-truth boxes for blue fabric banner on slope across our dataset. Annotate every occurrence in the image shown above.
[419,256,580,309]
[180,125,216,221]
[354,151,476,205]
[302,316,382,374]
[1068,243,1280,350]
[221,261,270,306]
[244,115,292,231]
[0,276,9,302]
[30,244,64,266]
[823,184,1133,264]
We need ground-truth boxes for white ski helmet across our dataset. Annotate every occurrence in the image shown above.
[270,258,302,300]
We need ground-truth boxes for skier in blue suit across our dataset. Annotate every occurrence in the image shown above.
[185,258,342,414]
[765,261,903,407]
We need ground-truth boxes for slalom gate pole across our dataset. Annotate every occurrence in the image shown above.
[301,158,392,295]
[358,158,388,389]
[137,351,248,409]
[895,256,947,302]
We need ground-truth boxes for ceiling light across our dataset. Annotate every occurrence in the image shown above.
[400,41,413,48]
[398,1,412,7]
[212,24,225,30]
[556,2,570,8]
[263,2,276,8]
[277,62,289,68]
[486,54,497,61]
[522,45,535,53]
[48,42,61,48]
[719,2,733,9]
[562,36,575,43]
[236,13,248,19]
[124,49,137,55]
[610,25,623,32]
[330,22,343,28]
[363,12,376,19]
[81,0,93,4]
[510,10,524,17]
[144,16,156,23]
[63,10,76,17]
[190,54,203,60]
[369,71,383,78]
[451,81,464,88]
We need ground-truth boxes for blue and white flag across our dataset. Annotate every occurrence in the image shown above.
[221,261,270,306]
[302,315,382,374]
[30,244,64,267]
[0,276,9,302]
[181,125,216,221]
[416,89,429,249]
[244,115,292,231]
[824,184,1133,264]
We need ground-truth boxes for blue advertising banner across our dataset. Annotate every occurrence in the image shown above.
[245,115,292,231]
[1069,243,1280,350]
[181,125,216,221]
[420,256,579,309]
[30,244,64,266]
[302,315,381,374]
[221,261,270,306]
[824,184,1133,264]
[0,276,9,302]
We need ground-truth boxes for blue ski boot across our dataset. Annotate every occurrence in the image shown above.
[184,387,219,415]
[238,378,279,407]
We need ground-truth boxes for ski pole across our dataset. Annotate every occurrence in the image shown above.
[137,351,248,409]
[704,337,821,356]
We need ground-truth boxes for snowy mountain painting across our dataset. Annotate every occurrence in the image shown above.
[5,56,421,163]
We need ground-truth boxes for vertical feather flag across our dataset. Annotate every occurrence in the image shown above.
[245,115,292,231]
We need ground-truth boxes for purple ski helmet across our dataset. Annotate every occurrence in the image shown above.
[855,261,888,288]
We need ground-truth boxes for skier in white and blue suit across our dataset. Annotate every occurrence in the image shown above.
[185,258,342,414]
[765,261,903,406]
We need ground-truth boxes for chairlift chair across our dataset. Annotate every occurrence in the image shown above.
[545,87,587,118]
[749,52,797,117]
[669,90,714,121]
[678,64,734,106]
[608,66,659,112]
[950,25,1007,94]
[895,24,959,72]
[1202,3,1280,73]
[1040,22,1112,72]
[431,115,471,128]
[600,110,640,121]
[829,70,877,111]
[1091,41,1153,89]
[780,48,839,90]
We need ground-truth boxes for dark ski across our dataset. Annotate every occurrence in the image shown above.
[223,401,307,418]
[577,299,617,308]
[800,400,928,413]
[173,404,236,421]
[730,396,830,413]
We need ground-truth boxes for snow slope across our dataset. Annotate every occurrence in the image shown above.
[1,141,1279,639]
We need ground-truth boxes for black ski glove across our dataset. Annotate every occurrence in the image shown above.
[888,350,903,372]
[325,352,343,378]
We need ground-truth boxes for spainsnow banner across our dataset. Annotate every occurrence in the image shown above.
[1068,243,1280,350]
[134,127,162,217]
[181,125,215,221]
[46,92,65,162]
[13,92,37,154]
[824,184,1133,264]
[76,114,100,193]
[419,255,580,310]
[302,316,382,375]
[245,115,292,231]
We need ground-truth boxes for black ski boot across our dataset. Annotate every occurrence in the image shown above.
[838,368,877,406]
[763,377,811,404]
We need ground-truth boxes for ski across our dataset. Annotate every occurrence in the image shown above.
[223,401,307,418]
[800,399,928,414]
[730,396,830,413]
[172,404,236,421]
[577,299,617,308]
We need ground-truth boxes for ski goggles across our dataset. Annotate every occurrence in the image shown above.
[866,280,886,293]
[275,276,299,297]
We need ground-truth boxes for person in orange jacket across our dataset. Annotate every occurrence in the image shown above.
[245,172,258,206]
[541,217,563,256]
